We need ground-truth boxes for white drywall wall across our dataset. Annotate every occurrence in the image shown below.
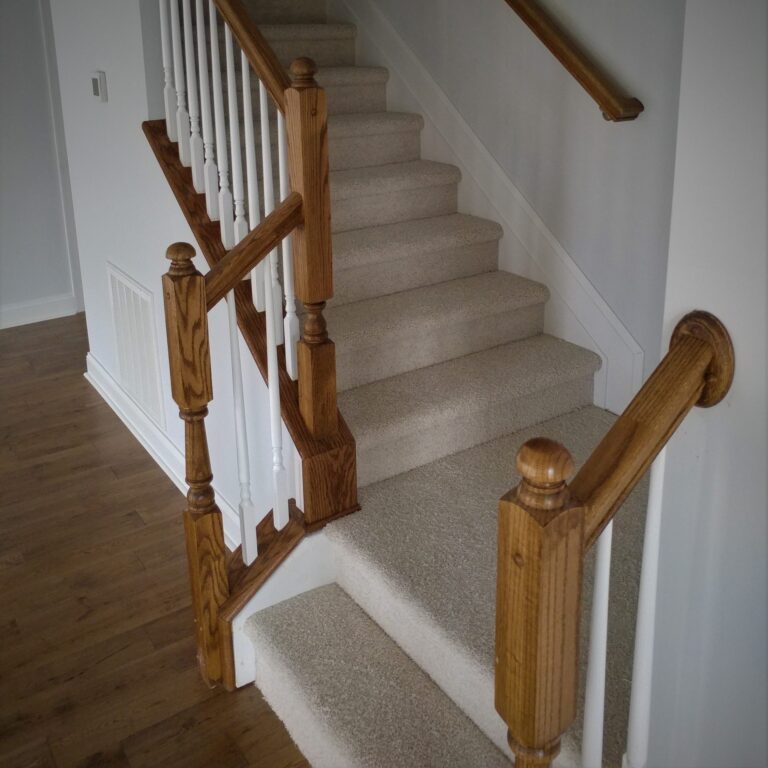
[648,2,767,766]
[340,0,685,374]
[0,0,83,328]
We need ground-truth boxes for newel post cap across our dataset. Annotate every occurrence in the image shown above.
[515,437,575,512]
[290,57,318,87]
[165,242,197,276]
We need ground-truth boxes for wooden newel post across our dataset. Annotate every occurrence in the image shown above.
[495,438,584,767]
[284,57,338,440]
[162,242,229,686]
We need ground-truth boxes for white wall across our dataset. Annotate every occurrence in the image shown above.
[0,0,83,328]
[648,2,767,766]
[338,0,685,374]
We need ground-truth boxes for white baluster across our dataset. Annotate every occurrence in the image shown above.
[623,451,667,768]
[242,55,266,312]
[264,253,289,529]
[169,0,190,165]
[225,26,247,243]
[182,0,204,191]
[226,294,258,564]
[195,0,218,220]
[259,82,284,345]
[208,2,233,248]
[159,0,177,141]
[278,111,299,379]
[582,521,613,768]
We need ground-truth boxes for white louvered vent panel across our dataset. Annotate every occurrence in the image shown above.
[108,265,164,426]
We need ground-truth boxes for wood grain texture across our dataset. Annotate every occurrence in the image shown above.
[0,314,308,768]
[143,120,358,522]
[212,0,290,110]
[496,438,583,768]
[163,244,229,685]
[573,310,734,547]
[205,192,303,311]
[504,0,644,121]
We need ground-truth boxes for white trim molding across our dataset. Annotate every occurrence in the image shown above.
[85,352,241,547]
[331,0,644,413]
[0,292,80,330]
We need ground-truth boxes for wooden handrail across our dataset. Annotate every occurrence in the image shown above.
[504,0,644,122]
[572,311,734,547]
[495,310,734,767]
[212,0,290,110]
[204,191,303,310]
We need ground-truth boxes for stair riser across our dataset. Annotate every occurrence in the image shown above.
[241,0,326,24]
[332,184,456,233]
[335,304,544,391]
[230,128,419,173]
[355,375,595,486]
[333,241,498,306]
[268,38,356,68]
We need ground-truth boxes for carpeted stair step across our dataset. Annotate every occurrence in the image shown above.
[230,112,423,174]
[338,335,601,485]
[330,159,460,232]
[241,0,326,24]
[245,584,511,768]
[326,405,648,767]
[328,271,549,391]
[332,213,501,305]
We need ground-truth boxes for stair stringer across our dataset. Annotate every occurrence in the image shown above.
[328,0,644,415]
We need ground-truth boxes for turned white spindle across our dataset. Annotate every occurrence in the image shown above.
[208,2,233,248]
[225,26,247,244]
[182,0,204,191]
[623,451,667,768]
[582,521,614,768]
[195,0,218,219]
[159,0,177,141]
[225,294,258,564]
[264,249,289,530]
[259,81,284,345]
[242,55,266,311]
[277,111,299,379]
[170,0,190,164]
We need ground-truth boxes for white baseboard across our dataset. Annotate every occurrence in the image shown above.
[0,292,80,330]
[85,352,240,547]
[331,0,644,413]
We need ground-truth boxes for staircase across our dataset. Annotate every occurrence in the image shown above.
[151,0,654,765]
[219,1,641,766]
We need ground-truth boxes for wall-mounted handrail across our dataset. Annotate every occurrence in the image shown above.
[495,311,734,768]
[503,0,644,122]
[211,0,289,109]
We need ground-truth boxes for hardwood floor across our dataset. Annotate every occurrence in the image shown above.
[0,314,309,768]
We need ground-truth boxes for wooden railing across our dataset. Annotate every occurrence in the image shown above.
[504,0,644,121]
[495,311,734,766]
[154,0,358,688]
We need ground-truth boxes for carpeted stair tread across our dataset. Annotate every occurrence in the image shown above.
[245,584,511,768]
[259,22,357,40]
[333,213,502,272]
[241,0,326,24]
[330,159,460,200]
[328,110,424,137]
[339,335,600,450]
[314,65,389,87]
[328,271,547,346]
[326,405,648,767]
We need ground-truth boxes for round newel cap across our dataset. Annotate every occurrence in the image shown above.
[166,242,196,263]
[290,57,317,86]
[670,310,734,407]
[516,437,575,487]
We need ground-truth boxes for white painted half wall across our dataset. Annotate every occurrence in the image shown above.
[647,2,768,766]
[0,0,83,329]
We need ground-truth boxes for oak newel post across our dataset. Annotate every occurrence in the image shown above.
[284,57,338,440]
[495,438,584,768]
[163,242,229,686]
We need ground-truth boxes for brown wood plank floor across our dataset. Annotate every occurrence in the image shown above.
[0,314,309,768]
